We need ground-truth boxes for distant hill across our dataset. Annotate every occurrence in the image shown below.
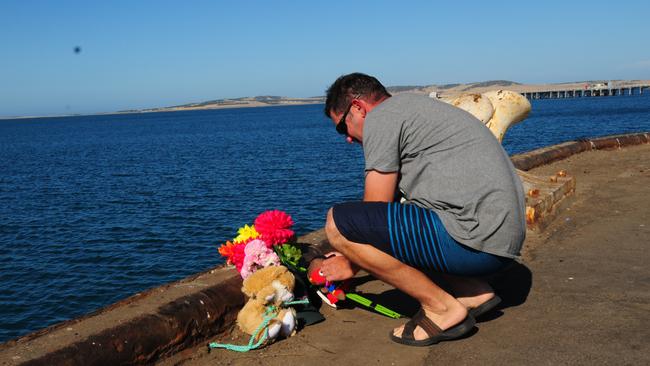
[437,83,461,90]
[125,80,527,113]
[125,95,326,113]
[461,80,521,91]
[386,80,521,94]
[171,95,324,108]
[386,85,427,93]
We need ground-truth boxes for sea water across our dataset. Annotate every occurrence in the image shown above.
[1,93,649,341]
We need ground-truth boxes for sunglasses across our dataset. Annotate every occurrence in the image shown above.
[336,102,354,135]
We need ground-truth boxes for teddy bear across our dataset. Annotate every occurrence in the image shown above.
[236,265,298,342]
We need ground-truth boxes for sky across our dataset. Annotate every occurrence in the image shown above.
[1,0,649,117]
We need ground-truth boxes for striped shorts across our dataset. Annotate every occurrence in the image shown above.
[331,201,511,276]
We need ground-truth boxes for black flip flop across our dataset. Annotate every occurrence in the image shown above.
[389,309,475,347]
[469,295,502,318]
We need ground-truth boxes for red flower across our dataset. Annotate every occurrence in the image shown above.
[254,210,295,246]
[231,243,246,271]
[218,241,236,260]
[218,240,246,270]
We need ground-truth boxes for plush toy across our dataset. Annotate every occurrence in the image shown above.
[307,257,348,308]
[236,265,298,342]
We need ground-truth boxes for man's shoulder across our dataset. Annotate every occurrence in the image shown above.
[373,93,477,125]
[374,93,454,116]
[369,94,426,120]
[381,93,432,108]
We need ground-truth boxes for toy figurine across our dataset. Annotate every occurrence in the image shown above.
[307,257,349,308]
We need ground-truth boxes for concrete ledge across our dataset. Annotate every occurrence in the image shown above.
[1,133,648,365]
[513,132,648,231]
[1,267,245,366]
[518,170,576,232]
[511,132,649,171]
[0,230,331,366]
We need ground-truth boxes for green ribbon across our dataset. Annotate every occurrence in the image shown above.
[345,293,402,319]
[207,298,309,352]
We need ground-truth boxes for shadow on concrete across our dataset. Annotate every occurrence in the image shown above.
[303,236,532,323]
[349,287,420,317]
[344,261,533,322]
[488,261,533,313]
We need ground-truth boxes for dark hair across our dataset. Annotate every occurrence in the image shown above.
[324,73,391,118]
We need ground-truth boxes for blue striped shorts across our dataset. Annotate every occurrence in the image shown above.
[331,201,511,276]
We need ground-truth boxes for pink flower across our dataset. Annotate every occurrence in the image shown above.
[240,239,280,278]
[254,210,295,246]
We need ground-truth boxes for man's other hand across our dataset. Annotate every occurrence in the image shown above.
[320,254,358,281]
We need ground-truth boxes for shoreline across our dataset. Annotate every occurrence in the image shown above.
[0,101,325,121]
[3,79,649,121]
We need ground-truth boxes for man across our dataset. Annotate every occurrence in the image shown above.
[318,73,526,346]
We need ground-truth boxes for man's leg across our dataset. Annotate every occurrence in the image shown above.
[323,208,468,340]
[440,274,497,311]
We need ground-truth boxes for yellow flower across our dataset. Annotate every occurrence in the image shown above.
[233,224,259,243]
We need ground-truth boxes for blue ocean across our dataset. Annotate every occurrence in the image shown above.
[1,93,649,342]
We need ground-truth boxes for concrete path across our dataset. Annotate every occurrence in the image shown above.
[160,143,650,366]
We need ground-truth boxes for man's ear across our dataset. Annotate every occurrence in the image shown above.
[327,109,336,121]
[352,100,367,118]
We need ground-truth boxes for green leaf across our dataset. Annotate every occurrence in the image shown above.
[276,243,302,267]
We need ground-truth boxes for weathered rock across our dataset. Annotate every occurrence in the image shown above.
[444,93,495,123]
[440,89,531,142]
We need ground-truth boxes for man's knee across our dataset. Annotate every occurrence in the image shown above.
[325,207,337,237]
[325,207,344,249]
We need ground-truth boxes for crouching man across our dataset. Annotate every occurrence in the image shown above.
[319,73,525,346]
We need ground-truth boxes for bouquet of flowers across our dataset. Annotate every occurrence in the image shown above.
[217,209,403,320]
[218,210,302,278]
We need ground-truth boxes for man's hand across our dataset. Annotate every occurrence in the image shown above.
[320,253,359,281]
[364,170,398,202]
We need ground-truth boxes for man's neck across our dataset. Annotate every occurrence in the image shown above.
[365,95,390,114]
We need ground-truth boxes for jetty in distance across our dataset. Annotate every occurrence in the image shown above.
[519,81,649,100]
[421,80,650,101]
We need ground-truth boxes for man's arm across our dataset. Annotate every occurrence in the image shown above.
[364,170,398,202]
[319,171,397,281]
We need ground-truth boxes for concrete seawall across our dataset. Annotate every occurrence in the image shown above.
[510,132,649,171]
[1,132,648,365]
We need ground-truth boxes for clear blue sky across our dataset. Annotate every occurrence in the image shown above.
[1,0,649,117]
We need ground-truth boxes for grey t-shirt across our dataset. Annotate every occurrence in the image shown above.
[363,93,525,258]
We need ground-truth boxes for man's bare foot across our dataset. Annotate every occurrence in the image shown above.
[442,275,496,310]
[392,302,468,341]
[458,292,497,311]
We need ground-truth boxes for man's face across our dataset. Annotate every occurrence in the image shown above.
[329,101,364,144]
